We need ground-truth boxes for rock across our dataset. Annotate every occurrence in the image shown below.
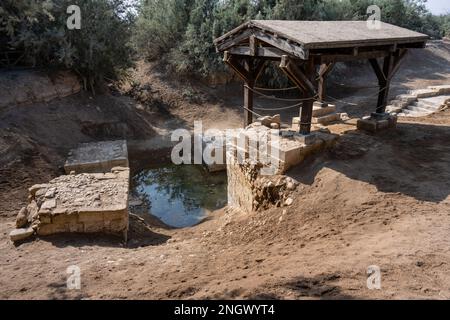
[270,123,280,129]
[16,207,29,228]
[10,228,34,242]
[286,182,296,191]
[27,201,39,222]
[45,188,56,198]
[41,199,57,210]
[257,114,281,128]
[285,197,294,206]
[28,184,49,197]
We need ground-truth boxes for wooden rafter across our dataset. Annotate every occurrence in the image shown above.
[279,55,316,134]
[317,62,334,102]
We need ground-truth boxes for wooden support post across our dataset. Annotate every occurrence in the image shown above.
[223,51,267,127]
[244,59,255,127]
[280,55,317,135]
[318,62,334,103]
[300,59,316,134]
[377,54,393,113]
[369,49,407,114]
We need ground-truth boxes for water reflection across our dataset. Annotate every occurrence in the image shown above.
[132,165,227,228]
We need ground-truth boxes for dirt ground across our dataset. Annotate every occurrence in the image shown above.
[0,42,449,300]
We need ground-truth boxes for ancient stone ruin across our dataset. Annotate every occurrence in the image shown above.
[226,122,338,212]
[65,140,129,174]
[10,140,130,242]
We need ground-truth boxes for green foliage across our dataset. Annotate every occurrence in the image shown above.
[133,0,191,60]
[2,0,449,84]
[134,0,448,79]
[0,0,135,91]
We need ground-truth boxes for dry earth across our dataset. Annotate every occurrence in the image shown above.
[0,42,449,300]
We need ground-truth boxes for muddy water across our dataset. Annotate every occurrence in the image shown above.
[132,165,227,228]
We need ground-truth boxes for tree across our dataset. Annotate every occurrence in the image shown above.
[0,0,135,91]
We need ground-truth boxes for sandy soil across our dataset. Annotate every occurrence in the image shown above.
[0,42,449,300]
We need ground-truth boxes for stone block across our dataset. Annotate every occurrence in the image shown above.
[64,140,128,174]
[428,85,450,95]
[312,104,336,117]
[37,223,69,236]
[357,114,397,133]
[109,218,128,232]
[10,228,34,242]
[411,88,440,99]
[78,211,105,223]
[16,207,29,228]
[357,118,378,133]
[52,213,78,225]
[294,133,317,145]
[83,222,105,233]
[312,113,340,125]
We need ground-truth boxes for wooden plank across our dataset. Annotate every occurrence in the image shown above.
[388,49,408,81]
[369,58,386,83]
[376,54,394,113]
[299,58,316,134]
[318,63,334,102]
[216,29,254,52]
[253,30,309,60]
[316,50,390,63]
[249,35,256,56]
[223,51,251,83]
[244,59,255,127]
[253,59,267,81]
[280,56,315,94]
[229,46,284,58]
[279,55,316,134]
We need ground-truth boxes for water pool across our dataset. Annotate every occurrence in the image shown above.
[132,164,227,228]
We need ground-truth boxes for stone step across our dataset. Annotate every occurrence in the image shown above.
[401,109,428,117]
[413,101,439,111]
[312,113,340,125]
[407,105,432,114]
[428,85,450,95]
[312,104,336,117]
[396,94,418,104]
[410,89,440,99]
[417,99,436,107]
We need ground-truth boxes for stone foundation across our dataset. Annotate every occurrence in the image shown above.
[10,167,129,242]
[65,140,129,174]
[357,113,398,133]
[226,124,338,212]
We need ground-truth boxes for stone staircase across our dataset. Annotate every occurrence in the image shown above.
[292,101,348,130]
[386,85,450,118]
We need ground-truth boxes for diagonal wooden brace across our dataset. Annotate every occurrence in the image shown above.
[279,55,317,134]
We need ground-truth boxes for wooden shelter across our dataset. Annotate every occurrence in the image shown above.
[214,20,428,134]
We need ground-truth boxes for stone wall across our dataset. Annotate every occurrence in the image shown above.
[226,125,338,213]
[64,140,129,174]
[10,167,129,242]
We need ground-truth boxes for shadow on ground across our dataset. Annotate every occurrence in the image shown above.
[288,122,450,203]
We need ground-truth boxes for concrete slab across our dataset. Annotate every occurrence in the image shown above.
[64,140,129,174]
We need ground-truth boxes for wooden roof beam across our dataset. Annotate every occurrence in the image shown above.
[253,30,309,60]
[279,55,316,95]
[228,46,285,59]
